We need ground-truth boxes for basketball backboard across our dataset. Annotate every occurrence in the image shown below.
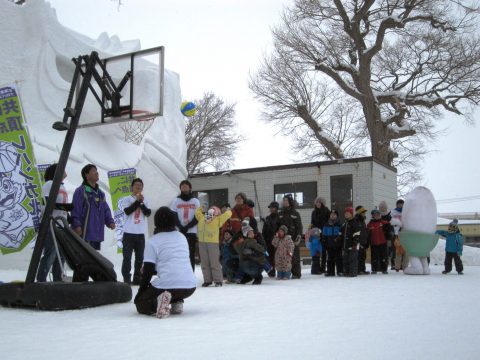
[75,46,164,128]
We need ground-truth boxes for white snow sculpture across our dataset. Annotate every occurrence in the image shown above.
[0,1,188,236]
[400,187,439,275]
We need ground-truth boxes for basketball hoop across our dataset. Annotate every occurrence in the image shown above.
[117,110,156,145]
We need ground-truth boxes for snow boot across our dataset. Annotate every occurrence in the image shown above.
[202,282,212,287]
[156,291,172,319]
[170,302,183,315]
[252,275,263,285]
[239,275,253,284]
[214,282,223,287]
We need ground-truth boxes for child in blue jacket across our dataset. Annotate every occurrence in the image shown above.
[306,227,322,275]
[436,219,464,275]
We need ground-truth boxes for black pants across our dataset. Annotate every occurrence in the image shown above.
[320,240,326,272]
[241,260,263,279]
[358,246,367,273]
[135,285,196,315]
[343,249,358,277]
[311,255,321,274]
[389,245,396,268]
[291,245,301,278]
[371,244,388,272]
[326,246,343,275]
[122,233,145,283]
[185,233,198,272]
[444,251,463,273]
[266,238,276,272]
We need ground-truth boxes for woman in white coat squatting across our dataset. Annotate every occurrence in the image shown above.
[134,207,197,318]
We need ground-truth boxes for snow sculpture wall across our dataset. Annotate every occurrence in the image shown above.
[0,0,187,236]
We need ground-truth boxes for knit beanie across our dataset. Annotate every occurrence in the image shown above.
[344,207,354,216]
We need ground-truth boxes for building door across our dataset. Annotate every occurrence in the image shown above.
[330,175,353,222]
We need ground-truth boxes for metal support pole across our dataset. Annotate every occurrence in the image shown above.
[25,53,97,283]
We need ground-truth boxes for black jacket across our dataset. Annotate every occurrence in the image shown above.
[279,207,303,240]
[311,205,330,230]
[340,218,361,250]
[262,213,280,243]
[354,214,368,247]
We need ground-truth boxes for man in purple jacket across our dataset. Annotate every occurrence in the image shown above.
[71,164,115,250]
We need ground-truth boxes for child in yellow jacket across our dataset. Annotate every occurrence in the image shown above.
[195,206,232,287]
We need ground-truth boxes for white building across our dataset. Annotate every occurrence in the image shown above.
[189,157,397,227]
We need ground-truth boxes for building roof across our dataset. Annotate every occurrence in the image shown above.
[190,156,397,178]
[437,217,480,225]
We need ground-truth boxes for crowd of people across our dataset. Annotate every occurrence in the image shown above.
[36,166,466,318]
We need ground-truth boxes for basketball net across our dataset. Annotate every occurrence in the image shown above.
[117,110,155,145]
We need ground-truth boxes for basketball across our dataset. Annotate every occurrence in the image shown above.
[0,142,20,173]
[180,101,197,117]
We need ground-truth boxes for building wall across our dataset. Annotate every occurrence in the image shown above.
[372,161,398,212]
[189,158,397,229]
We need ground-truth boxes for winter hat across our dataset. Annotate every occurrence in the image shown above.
[268,201,279,209]
[206,206,221,222]
[315,197,326,206]
[242,225,254,237]
[344,207,354,216]
[330,209,339,216]
[278,225,288,235]
[283,194,294,207]
[355,206,367,215]
[241,217,250,228]
[371,209,381,216]
[310,227,321,238]
[448,219,459,232]
[378,201,388,214]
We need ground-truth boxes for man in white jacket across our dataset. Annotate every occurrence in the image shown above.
[118,178,151,284]
[170,180,200,271]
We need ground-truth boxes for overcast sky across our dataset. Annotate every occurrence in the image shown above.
[47,0,480,214]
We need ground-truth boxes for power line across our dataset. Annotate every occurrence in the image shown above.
[436,194,480,203]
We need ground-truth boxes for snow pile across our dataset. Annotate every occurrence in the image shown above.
[1,262,480,359]
[0,0,187,243]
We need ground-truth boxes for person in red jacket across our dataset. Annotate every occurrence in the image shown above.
[230,192,255,234]
[367,209,393,274]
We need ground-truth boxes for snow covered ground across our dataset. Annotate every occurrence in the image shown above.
[1,244,479,360]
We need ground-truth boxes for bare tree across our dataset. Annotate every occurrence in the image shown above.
[262,0,480,168]
[249,47,369,161]
[185,92,242,174]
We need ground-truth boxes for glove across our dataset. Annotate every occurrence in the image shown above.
[117,240,123,249]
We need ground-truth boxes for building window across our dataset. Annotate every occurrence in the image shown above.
[274,182,317,208]
[194,189,229,208]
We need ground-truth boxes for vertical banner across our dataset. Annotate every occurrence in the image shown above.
[0,84,43,254]
[107,168,136,250]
